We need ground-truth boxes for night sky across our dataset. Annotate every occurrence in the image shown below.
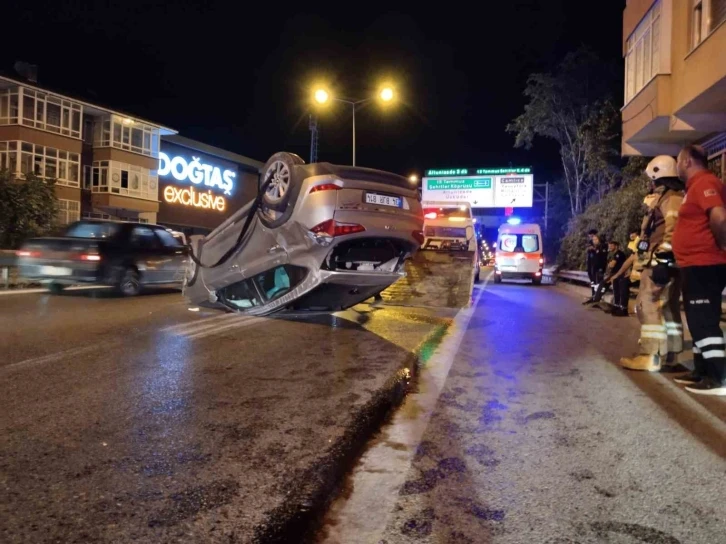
[3,1,624,181]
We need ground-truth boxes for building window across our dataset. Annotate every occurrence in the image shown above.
[90,160,158,201]
[82,211,149,224]
[693,0,726,49]
[57,199,81,226]
[0,141,80,187]
[625,1,661,104]
[19,88,82,139]
[93,115,160,158]
[0,88,20,125]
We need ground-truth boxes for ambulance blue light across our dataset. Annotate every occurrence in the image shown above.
[507,217,521,225]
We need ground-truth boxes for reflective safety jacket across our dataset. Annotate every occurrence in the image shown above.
[635,185,684,270]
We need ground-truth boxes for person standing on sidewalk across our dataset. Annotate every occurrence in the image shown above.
[672,145,726,396]
[583,232,608,304]
[621,156,685,372]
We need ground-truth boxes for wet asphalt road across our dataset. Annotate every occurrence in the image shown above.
[0,288,453,543]
[322,279,726,544]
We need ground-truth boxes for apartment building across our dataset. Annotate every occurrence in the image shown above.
[622,0,726,180]
[0,75,263,234]
[0,74,175,225]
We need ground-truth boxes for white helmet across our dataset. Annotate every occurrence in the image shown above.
[645,155,677,180]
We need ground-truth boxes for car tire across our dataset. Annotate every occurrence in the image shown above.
[494,275,502,284]
[259,151,305,212]
[532,277,542,286]
[474,267,481,283]
[118,267,141,296]
[48,282,65,295]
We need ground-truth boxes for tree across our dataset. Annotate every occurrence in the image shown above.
[506,47,619,216]
[557,156,650,269]
[0,170,58,248]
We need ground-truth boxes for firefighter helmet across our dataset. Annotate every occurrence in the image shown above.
[645,155,677,180]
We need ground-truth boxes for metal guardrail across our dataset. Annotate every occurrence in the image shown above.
[557,269,726,319]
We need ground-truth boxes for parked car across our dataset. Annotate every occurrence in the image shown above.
[184,152,424,315]
[16,221,188,295]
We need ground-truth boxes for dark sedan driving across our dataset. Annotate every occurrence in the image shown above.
[16,221,188,295]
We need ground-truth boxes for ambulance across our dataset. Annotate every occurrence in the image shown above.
[494,219,544,285]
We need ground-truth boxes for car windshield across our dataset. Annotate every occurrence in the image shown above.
[65,222,120,239]
[425,226,468,238]
[499,234,539,253]
[220,265,307,310]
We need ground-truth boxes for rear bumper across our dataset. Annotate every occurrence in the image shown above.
[497,270,539,279]
[18,264,101,284]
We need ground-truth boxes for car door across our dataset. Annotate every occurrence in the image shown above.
[153,227,188,283]
[129,225,166,283]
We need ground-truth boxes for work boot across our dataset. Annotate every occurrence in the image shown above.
[582,298,596,305]
[660,353,689,373]
[620,354,661,372]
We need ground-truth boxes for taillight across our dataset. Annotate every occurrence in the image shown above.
[309,183,341,194]
[412,230,425,245]
[16,250,41,258]
[80,254,102,261]
[538,257,544,265]
[310,219,365,237]
[535,271,542,277]
[424,212,437,220]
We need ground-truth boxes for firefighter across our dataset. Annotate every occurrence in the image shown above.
[621,155,685,372]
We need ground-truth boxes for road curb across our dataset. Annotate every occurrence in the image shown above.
[252,322,451,544]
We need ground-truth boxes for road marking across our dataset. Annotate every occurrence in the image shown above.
[185,315,266,340]
[0,285,112,296]
[321,271,490,544]
[2,343,109,372]
[161,311,238,334]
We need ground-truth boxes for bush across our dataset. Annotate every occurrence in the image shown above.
[558,158,650,269]
[0,170,58,248]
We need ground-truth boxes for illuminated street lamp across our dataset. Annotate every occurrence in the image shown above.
[313,85,396,166]
[408,174,419,184]
[314,89,329,104]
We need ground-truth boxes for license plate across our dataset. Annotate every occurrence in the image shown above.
[500,265,517,271]
[365,193,402,208]
[40,266,72,276]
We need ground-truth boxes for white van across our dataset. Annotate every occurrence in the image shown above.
[421,201,477,252]
[494,220,543,285]
[421,200,481,282]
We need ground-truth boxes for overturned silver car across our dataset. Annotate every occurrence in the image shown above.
[183,152,424,315]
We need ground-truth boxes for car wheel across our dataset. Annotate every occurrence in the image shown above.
[532,277,542,286]
[118,268,141,296]
[259,151,305,211]
[474,265,481,283]
[48,282,65,295]
[494,275,502,284]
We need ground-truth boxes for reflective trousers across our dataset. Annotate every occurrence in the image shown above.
[682,265,726,384]
[635,267,683,356]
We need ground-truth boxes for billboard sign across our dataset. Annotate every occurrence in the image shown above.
[422,168,533,208]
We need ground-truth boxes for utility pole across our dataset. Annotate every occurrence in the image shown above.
[533,182,550,236]
[309,114,319,163]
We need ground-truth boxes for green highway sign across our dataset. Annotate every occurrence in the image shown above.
[425,168,469,176]
[426,178,492,190]
[476,167,531,175]
[425,166,531,176]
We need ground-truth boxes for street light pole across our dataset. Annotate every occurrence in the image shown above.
[313,86,393,167]
[337,98,368,167]
[352,102,356,167]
